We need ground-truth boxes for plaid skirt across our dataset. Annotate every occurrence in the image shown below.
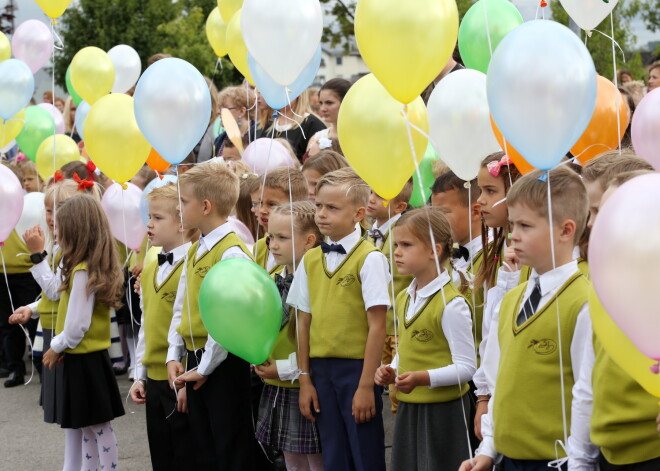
[255,384,322,455]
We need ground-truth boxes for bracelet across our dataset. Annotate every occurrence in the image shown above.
[299,372,310,375]
[476,398,490,404]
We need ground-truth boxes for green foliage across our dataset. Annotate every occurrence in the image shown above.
[639,0,660,32]
[626,51,648,80]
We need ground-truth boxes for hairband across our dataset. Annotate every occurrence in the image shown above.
[73,172,94,190]
[486,155,513,177]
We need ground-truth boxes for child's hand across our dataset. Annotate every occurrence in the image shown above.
[174,370,207,391]
[374,365,396,386]
[131,262,143,278]
[167,361,184,389]
[8,306,32,325]
[299,378,320,422]
[395,371,430,395]
[459,455,493,471]
[23,225,45,255]
[133,274,141,295]
[352,385,376,424]
[254,360,278,380]
[42,348,64,370]
[130,380,147,404]
[502,246,519,272]
[177,387,188,413]
[474,396,490,441]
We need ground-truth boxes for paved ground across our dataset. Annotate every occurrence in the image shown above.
[0,362,395,470]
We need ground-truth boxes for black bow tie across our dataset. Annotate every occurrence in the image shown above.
[321,242,346,254]
[368,229,384,241]
[274,273,294,329]
[158,252,174,266]
[454,245,470,262]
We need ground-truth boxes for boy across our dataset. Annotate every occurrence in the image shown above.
[251,167,308,271]
[130,184,196,470]
[460,166,592,471]
[288,168,391,471]
[365,179,413,414]
[165,160,255,469]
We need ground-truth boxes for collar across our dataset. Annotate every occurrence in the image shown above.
[372,213,402,238]
[529,260,579,297]
[199,221,232,252]
[327,226,362,255]
[165,242,192,265]
[406,270,451,300]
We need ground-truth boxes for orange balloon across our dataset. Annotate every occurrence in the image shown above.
[489,116,535,175]
[572,75,629,165]
[146,148,170,173]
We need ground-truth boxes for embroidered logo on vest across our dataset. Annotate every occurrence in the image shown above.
[194,266,210,278]
[411,329,433,343]
[528,338,557,355]
[336,274,356,287]
[161,292,176,303]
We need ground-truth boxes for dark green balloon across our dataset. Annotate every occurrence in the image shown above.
[409,143,439,207]
[199,257,282,365]
[66,66,83,106]
[16,106,55,162]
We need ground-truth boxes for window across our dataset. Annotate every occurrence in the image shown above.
[336,57,343,65]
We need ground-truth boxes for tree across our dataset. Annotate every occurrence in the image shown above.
[639,0,660,32]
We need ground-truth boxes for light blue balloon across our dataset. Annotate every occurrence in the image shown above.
[486,20,597,170]
[249,46,322,110]
[140,175,178,226]
[0,59,35,121]
[74,101,91,141]
[134,58,211,165]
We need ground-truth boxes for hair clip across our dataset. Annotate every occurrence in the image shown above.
[15,153,26,162]
[486,155,513,177]
[73,172,94,190]
[318,137,333,150]
[53,170,65,182]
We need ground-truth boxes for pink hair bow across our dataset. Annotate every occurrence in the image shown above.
[486,155,513,177]
[15,153,26,162]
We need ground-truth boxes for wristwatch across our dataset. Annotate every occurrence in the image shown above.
[30,251,47,264]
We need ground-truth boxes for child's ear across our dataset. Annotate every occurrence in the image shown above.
[202,199,213,215]
[559,218,576,241]
[395,201,408,215]
[354,206,366,222]
[305,233,317,250]
[471,202,482,218]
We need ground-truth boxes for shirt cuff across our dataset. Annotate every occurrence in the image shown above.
[276,353,300,382]
[166,346,184,364]
[476,437,499,460]
[135,365,148,381]
[497,267,520,290]
[50,335,65,354]
[28,301,40,318]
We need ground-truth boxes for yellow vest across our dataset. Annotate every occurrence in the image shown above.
[254,236,273,271]
[177,232,252,351]
[304,239,377,359]
[493,271,589,460]
[141,255,185,380]
[36,249,63,329]
[0,230,32,274]
[464,247,485,358]
[395,282,471,404]
[55,262,111,354]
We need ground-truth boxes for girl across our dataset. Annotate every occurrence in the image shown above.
[253,201,324,471]
[42,194,125,471]
[306,79,351,156]
[20,160,44,193]
[300,150,349,202]
[375,207,477,471]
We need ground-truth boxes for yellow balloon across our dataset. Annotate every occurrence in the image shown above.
[36,134,80,181]
[206,7,228,58]
[1,109,25,148]
[226,8,254,85]
[217,0,243,23]
[338,74,429,200]
[0,32,10,62]
[70,47,115,105]
[590,288,660,397]
[355,0,458,104]
[34,0,73,19]
[84,94,151,184]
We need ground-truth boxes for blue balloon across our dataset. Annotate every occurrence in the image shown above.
[140,175,178,226]
[134,58,211,165]
[74,101,91,141]
[249,46,322,110]
[487,20,597,170]
[0,59,35,121]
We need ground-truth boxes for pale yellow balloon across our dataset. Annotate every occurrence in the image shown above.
[0,32,10,62]
[70,47,115,105]
[226,8,254,85]
[338,74,429,200]
[355,0,458,104]
[36,134,80,181]
[84,94,151,184]
[217,0,243,23]
[0,109,25,147]
[206,7,228,58]
[34,0,73,19]
[221,108,244,153]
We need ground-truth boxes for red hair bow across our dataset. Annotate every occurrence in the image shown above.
[486,155,513,177]
[73,172,94,190]
[54,170,65,182]
[86,161,97,172]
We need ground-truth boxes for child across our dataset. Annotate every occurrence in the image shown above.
[460,166,592,471]
[375,207,477,470]
[130,183,195,470]
[287,168,390,471]
[42,194,125,471]
[252,167,308,272]
[300,150,349,202]
[254,201,324,470]
[20,160,44,193]
[165,160,255,469]
[365,179,413,415]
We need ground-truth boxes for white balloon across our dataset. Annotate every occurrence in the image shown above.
[74,101,91,141]
[108,45,142,93]
[16,192,48,243]
[241,0,323,86]
[559,0,619,32]
[427,69,500,181]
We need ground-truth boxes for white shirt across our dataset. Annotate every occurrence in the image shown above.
[477,260,592,460]
[50,270,95,353]
[166,222,252,376]
[452,236,484,278]
[286,226,391,313]
[390,272,477,388]
[27,246,62,318]
[134,243,191,381]
[370,213,401,250]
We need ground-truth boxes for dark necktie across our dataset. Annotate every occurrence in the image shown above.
[454,245,469,262]
[320,242,346,254]
[274,273,294,329]
[517,279,542,326]
[157,252,174,266]
[368,229,384,243]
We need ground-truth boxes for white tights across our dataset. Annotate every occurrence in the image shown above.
[63,429,82,471]
[71,422,119,471]
[283,452,324,471]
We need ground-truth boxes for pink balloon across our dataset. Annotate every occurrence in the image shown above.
[11,20,53,74]
[241,138,298,175]
[0,165,25,243]
[38,103,65,134]
[229,216,255,247]
[101,182,147,251]
[589,173,660,360]
[631,88,660,170]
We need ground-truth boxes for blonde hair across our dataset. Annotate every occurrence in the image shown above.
[219,85,256,114]
[263,167,308,202]
[20,160,38,177]
[607,169,655,189]
[147,183,199,240]
[272,201,323,245]
[582,150,653,191]
[178,159,239,218]
[316,167,370,208]
[302,150,348,176]
[63,97,76,134]
[56,194,124,308]
[389,179,413,206]
[45,179,102,207]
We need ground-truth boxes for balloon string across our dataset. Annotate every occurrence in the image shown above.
[276,111,306,141]
[466,185,479,360]
[483,0,494,58]
[608,12,622,155]
[589,28,626,62]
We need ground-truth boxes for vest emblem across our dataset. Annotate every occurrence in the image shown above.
[528,338,557,355]
[411,329,433,343]
[161,291,176,303]
[336,274,356,287]
[195,266,210,278]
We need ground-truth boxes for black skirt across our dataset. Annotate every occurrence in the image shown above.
[55,349,125,429]
[41,329,64,424]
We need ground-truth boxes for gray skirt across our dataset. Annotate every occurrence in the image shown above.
[391,395,472,471]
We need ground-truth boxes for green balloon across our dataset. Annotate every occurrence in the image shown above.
[410,143,439,207]
[199,257,282,365]
[458,0,523,74]
[65,66,83,106]
[16,106,56,162]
